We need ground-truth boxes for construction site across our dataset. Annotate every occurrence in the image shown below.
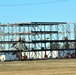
[0,22,76,61]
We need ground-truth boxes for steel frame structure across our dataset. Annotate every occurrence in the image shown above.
[0,22,76,59]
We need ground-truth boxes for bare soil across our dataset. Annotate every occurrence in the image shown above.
[0,59,76,75]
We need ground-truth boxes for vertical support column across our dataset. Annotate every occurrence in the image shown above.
[12,25,14,41]
[19,26,21,38]
[74,23,76,57]
[66,23,70,40]
[28,25,30,59]
[11,25,13,41]
[44,25,47,58]
[62,24,65,40]
[74,24,76,44]
[22,25,25,50]
[0,26,2,50]
[41,25,43,59]
[62,24,65,57]
[56,24,58,58]
[66,24,69,53]
[33,26,37,59]
[3,26,5,49]
[8,25,10,49]
[15,25,17,41]
[56,24,59,40]
[44,25,45,47]
[50,25,52,58]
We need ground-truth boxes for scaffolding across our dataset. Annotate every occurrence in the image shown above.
[0,22,76,60]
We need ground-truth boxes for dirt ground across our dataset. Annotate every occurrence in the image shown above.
[0,59,76,75]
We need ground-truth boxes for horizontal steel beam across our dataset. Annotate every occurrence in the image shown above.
[0,22,67,26]
[0,48,76,52]
[32,31,58,34]
[0,50,23,52]
[0,40,76,44]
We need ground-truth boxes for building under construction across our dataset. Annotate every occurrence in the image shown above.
[0,22,76,60]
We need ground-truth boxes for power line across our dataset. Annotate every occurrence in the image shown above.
[0,0,68,7]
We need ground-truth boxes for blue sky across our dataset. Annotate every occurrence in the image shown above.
[0,0,76,23]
